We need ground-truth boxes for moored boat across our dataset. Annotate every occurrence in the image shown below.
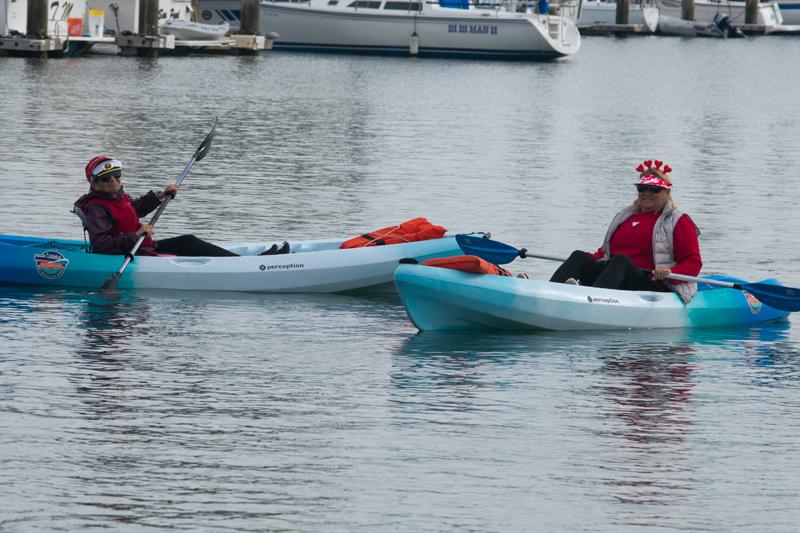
[578,0,660,32]
[259,0,581,60]
[159,18,231,40]
[656,12,745,37]
[198,0,244,31]
[0,233,471,293]
[654,0,783,27]
[778,0,800,24]
[394,263,790,331]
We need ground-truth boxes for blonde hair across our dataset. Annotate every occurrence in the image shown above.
[632,170,677,211]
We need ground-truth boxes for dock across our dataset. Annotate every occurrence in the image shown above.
[577,22,800,37]
[0,0,268,58]
[578,24,655,36]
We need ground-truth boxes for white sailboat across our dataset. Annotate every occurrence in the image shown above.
[258,0,581,60]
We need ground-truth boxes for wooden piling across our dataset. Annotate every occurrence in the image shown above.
[26,0,48,39]
[237,0,261,55]
[240,0,260,35]
[681,0,694,21]
[745,0,758,24]
[615,0,629,25]
[138,0,160,57]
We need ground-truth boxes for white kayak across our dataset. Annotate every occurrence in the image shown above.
[394,264,791,331]
[0,233,470,293]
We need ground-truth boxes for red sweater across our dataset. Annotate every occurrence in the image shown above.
[588,211,702,280]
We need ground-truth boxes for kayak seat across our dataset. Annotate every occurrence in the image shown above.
[71,206,93,253]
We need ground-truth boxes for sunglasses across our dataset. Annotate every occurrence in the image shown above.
[636,184,666,194]
[94,171,122,183]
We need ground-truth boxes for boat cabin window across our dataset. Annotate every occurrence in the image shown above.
[328,0,338,4]
[348,1,383,8]
[383,1,422,9]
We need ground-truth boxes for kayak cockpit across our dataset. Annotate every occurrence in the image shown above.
[222,239,344,256]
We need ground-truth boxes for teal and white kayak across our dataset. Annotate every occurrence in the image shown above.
[394,264,791,331]
[0,233,469,293]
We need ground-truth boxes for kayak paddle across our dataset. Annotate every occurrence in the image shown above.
[101,118,218,291]
[455,234,800,312]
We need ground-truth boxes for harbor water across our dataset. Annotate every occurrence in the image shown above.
[2,36,800,531]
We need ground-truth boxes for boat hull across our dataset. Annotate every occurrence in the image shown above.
[159,19,230,40]
[579,3,660,32]
[779,2,800,24]
[656,0,783,26]
[198,0,243,31]
[394,264,790,331]
[259,3,580,59]
[0,234,465,293]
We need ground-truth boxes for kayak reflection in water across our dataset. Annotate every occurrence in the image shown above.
[549,159,702,303]
[73,155,238,257]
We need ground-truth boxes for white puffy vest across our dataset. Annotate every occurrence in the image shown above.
[600,205,700,304]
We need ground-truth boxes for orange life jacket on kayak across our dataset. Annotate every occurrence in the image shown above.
[340,217,447,249]
[422,255,513,277]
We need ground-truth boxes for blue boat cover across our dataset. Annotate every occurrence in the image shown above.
[438,0,470,8]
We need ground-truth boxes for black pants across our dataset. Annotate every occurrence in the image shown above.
[156,234,238,257]
[550,250,658,291]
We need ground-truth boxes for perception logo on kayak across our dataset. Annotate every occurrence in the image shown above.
[259,263,305,271]
[742,291,762,314]
[33,250,69,279]
[587,296,620,304]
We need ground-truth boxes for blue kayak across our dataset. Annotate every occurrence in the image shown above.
[394,264,790,331]
[0,233,468,293]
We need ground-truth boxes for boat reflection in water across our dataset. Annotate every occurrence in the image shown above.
[259,0,581,60]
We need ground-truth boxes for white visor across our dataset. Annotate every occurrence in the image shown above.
[92,159,123,177]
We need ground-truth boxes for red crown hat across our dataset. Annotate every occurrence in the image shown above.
[635,159,672,189]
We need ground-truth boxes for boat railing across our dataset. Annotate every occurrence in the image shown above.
[551,0,581,20]
[426,0,576,15]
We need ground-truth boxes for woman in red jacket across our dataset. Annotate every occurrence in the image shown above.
[74,156,238,257]
[550,160,702,303]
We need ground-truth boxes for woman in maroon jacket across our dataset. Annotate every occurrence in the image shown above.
[550,160,702,303]
[74,156,238,257]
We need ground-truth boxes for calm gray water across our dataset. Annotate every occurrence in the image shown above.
[2,36,800,531]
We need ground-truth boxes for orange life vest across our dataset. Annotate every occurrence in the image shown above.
[340,217,447,249]
[422,255,512,277]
